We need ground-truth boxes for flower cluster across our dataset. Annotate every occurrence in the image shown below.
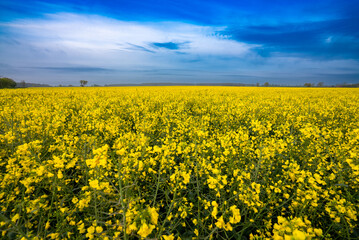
[0,86,358,239]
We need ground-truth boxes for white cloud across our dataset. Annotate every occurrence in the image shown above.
[3,13,253,60]
[0,13,260,84]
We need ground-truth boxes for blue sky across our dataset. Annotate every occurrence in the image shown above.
[1,0,359,85]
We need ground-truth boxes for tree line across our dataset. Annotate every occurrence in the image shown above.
[0,77,16,89]
[0,78,90,88]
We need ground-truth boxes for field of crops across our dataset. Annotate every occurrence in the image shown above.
[0,87,358,239]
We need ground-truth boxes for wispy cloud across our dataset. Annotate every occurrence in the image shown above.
[1,13,253,55]
[125,43,155,53]
[27,66,114,72]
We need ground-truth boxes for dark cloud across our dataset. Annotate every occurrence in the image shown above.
[227,17,359,59]
[314,73,359,82]
[151,42,183,50]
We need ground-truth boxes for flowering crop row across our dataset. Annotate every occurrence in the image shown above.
[0,87,358,239]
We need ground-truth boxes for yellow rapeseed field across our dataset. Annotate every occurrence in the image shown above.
[0,86,358,239]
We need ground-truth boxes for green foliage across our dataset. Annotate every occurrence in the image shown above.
[0,77,16,89]
[80,80,88,87]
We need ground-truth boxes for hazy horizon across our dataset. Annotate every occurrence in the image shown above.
[1,0,359,86]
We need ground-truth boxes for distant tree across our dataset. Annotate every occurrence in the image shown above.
[304,83,312,87]
[317,82,324,87]
[20,80,26,88]
[80,80,88,87]
[0,77,16,89]
[263,82,269,87]
[256,83,260,87]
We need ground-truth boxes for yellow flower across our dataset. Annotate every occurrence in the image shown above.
[181,171,191,184]
[117,148,126,155]
[162,234,175,240]
[11,214,20,222]
[292,229,306,240]
[284,235,292,240]
[47,233,59,239]
[45,221,51,230]
[148,207,159,225]
[225,222,233,231]
[36,166,46,176]
[89,179,100,190]
[138,161,144,171]
[57,170,63,179]
[215,216,226,229]
[137,222,155,238]
[78,223,86,233]
[212,206,218,219]
[87,226,95,234]
[128,222,137,232]
[207,176,218,189]
[314,228,323,236]
[229,205,241,224]
[96,226,103,233]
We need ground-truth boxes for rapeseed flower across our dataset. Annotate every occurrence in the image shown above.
[1,86,358,239]
[137,222,155,238]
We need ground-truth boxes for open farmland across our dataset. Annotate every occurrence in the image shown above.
[0,87,358,239]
